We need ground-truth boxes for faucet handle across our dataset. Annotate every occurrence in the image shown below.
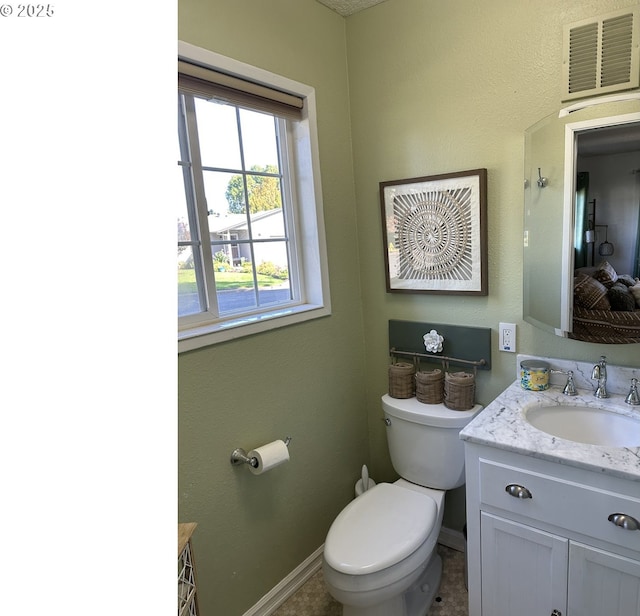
[551,369,578,396]
[626,378,640,406]
[563,371,577,396]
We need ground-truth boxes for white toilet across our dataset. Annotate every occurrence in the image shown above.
[322,394,482,616]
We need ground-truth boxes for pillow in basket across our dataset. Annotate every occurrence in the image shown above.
[593,261,618,287]
[630,282,640,309]
[617,274,637,287]
[607,283,636,311]
[574,274,611,310]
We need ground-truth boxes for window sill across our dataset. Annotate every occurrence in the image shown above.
[178,303,331,353]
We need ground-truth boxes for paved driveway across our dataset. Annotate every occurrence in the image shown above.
[178,287,292,316]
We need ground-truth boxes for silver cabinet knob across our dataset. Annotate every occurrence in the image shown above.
[608,513,640,530]
[551,610,562,616]
[505,484,533,499]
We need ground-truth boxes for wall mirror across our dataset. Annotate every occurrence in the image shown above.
[523,96,640,344]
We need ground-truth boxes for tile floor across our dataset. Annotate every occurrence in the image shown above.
[272,544,468,616]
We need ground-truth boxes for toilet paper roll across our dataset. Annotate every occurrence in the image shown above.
[248,440,290,475]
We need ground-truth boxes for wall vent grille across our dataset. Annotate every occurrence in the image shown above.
[562,7,639,101]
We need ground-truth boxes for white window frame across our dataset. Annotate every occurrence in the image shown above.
[177,42,331,353]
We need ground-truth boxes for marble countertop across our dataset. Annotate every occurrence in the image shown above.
[460,355,640,482]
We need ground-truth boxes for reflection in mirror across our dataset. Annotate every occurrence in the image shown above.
[523,98,640,344]
[573,124,640,276]
[570,120,640,343]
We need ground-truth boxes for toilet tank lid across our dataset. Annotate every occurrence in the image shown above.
[382,394,482,428]
[324,483,437,575]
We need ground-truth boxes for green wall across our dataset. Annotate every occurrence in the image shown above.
[347,0,640,495]
[178,1,640,614]
[178,1,369,615]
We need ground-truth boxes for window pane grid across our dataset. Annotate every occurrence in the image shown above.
[179,92,297,321]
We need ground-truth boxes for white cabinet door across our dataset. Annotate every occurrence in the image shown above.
[569,541,640,616]
[481,512,568,616]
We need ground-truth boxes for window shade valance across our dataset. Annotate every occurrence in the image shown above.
[178,60,304,120]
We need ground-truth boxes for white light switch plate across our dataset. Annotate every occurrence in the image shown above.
[499,322,516,352]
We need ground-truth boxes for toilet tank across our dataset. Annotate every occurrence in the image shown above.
[382,394,482,490]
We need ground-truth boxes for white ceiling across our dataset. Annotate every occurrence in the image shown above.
[579,123,640,156]
[316,0,388,17]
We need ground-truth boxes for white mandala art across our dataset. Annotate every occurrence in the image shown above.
[393,187,472,281]
[380,170,487,294]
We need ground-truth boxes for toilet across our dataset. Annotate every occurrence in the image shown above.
[322,394,482,616]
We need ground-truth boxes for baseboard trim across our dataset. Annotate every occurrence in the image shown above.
[438,526,466,552]
[244,527,465,615]
[242,545,324,616]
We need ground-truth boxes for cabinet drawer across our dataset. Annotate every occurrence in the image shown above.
[479,459,640,553]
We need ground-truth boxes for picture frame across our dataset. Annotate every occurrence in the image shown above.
[380,168,487,295]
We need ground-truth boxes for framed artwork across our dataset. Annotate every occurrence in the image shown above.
[380,168,487,295]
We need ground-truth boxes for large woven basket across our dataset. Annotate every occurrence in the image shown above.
[415,369,444,404]
[443,371,475,410]
[388,362,415,399]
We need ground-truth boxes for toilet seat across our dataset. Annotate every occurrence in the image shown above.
[324,483,437,575]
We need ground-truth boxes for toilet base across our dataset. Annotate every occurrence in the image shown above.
[404,552,442,616]
[341,553,443,616]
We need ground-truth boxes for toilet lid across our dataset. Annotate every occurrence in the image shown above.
[324,483,437,575]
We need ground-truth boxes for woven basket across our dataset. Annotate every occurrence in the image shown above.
[444,371,475,410]
[415,369,444,404]
[389,362,415,399]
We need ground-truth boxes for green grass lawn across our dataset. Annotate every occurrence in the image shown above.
[178,269,284,293]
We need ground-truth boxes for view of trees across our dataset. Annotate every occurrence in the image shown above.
[225,165,282,214]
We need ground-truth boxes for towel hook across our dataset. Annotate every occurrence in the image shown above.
[537,168,548,188]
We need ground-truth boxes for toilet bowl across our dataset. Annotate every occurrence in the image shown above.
[322,481,445,616]
[323,396,482,615]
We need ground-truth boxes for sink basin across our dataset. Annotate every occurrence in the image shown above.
[524,405,640,447]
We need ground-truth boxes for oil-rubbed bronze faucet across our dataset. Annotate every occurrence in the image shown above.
[591,355,609,399]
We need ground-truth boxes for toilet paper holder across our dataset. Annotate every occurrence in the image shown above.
[230,437,292,467]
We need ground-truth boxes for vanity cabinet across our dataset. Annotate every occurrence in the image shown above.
[480,514,568,615]
[465,444,640,616]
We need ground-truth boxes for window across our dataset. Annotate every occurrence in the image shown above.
[177,42,330,352]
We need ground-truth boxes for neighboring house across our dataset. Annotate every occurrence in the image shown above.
[209,209,287,268]
[178,208,288,269]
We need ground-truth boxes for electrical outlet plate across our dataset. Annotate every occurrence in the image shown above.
[499,322,516,352]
